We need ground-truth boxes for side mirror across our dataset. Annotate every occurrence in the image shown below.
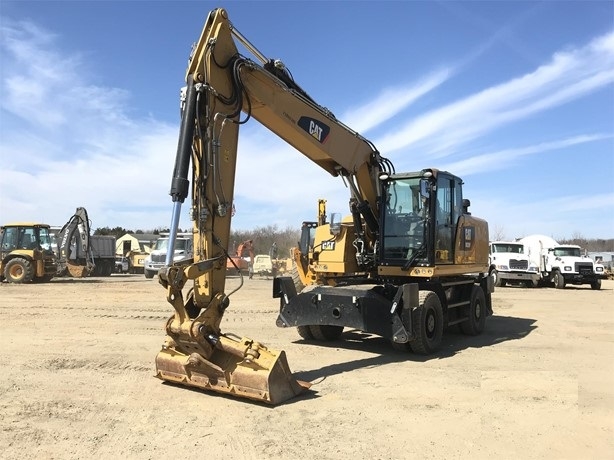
[330,213,342,236]
[462,198,471,215]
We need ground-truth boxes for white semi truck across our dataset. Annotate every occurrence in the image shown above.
[519,234,605,290]
[489,240,540,287]
[143,234,193,279]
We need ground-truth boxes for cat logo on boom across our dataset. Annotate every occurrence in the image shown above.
[298,116,330,144]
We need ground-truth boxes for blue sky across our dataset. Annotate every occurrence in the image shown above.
[1,1,613,240]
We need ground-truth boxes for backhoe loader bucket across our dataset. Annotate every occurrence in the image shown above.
[66,261,90,278]
[155,334,310,405]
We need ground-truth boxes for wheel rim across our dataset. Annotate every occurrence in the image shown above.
[9,265,24,279]
[426,310,436,339]
[474,300,482,320]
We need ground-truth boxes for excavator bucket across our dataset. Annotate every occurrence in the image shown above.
[155,334,310,405]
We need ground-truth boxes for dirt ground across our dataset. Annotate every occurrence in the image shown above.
[0,274,612,459]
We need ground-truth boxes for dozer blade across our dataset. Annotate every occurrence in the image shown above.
[155,334,310,405]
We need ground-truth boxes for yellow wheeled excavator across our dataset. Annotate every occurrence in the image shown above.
[155,8,493,405]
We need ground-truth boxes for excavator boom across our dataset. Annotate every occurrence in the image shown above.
[156,8,328,404]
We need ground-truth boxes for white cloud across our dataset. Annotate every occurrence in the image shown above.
[440,134,612,176]
[0,15,611,241]
[340,69,451,134]
[371,31,614,161]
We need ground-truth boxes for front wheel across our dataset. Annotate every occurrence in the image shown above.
[409,291,443,355]
[591,279,601,290]
[144,270,155,279]
[4,258,35,283]
[553,271,566,289]
[492,269,501,287]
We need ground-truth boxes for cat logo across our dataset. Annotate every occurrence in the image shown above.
[321,241,335,250]
[462,226,475,250]
[297,116,330,144]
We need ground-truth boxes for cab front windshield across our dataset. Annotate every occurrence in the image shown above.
[381,177,427,262]
[492,243,523,254]
[154,238,188,251]
[553,247,581,257]
[1,226,52,251]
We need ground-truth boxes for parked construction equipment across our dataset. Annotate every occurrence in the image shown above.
[0,222,58,283]
[155,8,493,405]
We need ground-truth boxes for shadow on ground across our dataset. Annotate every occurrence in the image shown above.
[293,314,537,383]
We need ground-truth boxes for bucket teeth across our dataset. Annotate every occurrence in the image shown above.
[155,336,310,405]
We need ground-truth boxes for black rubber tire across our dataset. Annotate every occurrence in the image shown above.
[591,279,601,290]
[297,326,314,340]
[144,270,155,279]
[553,271,566,289]
[409,291,443,355]
[5,258,34,283]
[290,264,305,293]
[290,266,311,340]
[460,285,486,336]
[493,269,501,288]
[309,325,344,341]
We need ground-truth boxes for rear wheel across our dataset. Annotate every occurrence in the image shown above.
[5,258,34,283]
[460,285,486,335]
[553,270,566,289]
[409,291,443,355]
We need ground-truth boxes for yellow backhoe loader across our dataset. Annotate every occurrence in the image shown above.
[0,222,58,283]
[155,8,493,405]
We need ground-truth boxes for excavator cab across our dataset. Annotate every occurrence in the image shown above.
[379,169,466,267]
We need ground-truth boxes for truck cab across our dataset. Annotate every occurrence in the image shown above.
[144,235,193,279]
[489,240,540,287]
[544,244,604,289]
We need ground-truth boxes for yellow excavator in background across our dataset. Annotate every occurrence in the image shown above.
[156,8,492,405]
